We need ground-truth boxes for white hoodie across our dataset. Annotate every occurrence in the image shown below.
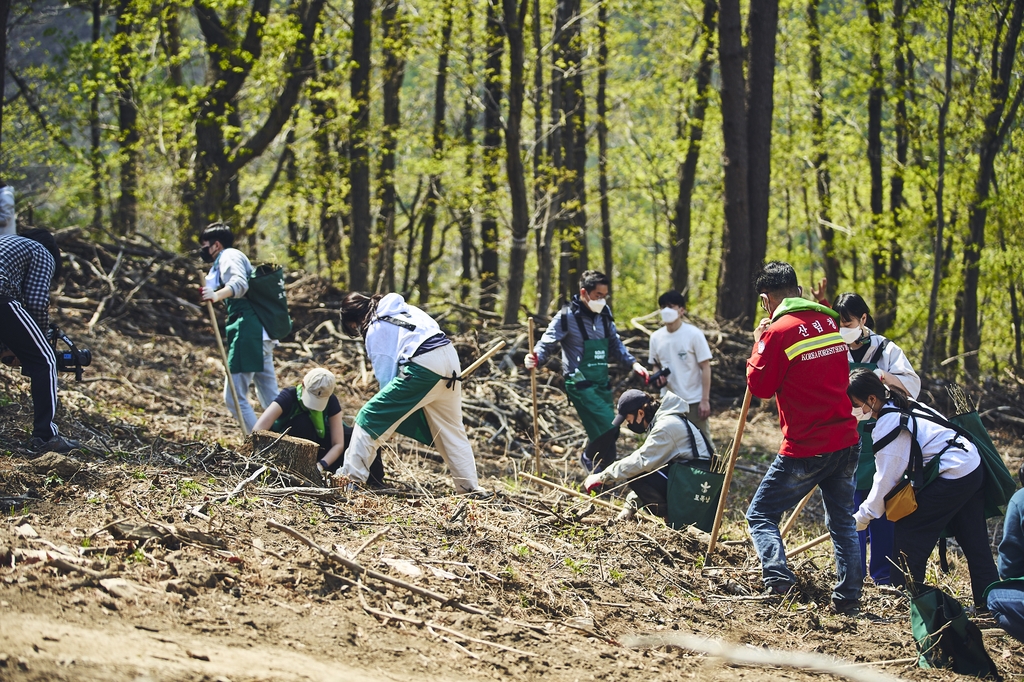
[364,293,445,387]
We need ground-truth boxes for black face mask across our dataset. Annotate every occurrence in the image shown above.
[199,245,215,263]
[627,410,649,434]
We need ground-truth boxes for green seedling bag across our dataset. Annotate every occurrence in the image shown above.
[909,585,1001,680]
[666,462,723,532]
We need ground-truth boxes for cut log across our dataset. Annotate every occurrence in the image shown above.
[242,430,323,485]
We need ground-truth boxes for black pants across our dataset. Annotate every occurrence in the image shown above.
[0,297,58,439]
[892,465,999,607]
[322,424,385,487]
[628,460,712,519]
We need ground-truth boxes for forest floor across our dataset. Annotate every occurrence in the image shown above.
[1,237,1023,682]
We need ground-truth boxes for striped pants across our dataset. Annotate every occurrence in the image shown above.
[0,297,58,439]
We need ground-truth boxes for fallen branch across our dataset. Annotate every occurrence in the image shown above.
[624,633,899,682]
[788,532,830,556]
[267,519,491,617]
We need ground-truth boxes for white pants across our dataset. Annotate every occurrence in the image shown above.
[224,339,279,433]
[344,344,480,493]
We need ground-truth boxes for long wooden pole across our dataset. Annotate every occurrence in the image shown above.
[528,318,541,474]
[207,300,248,437]
[780,487,816,539]
[460,339,506,378]
[788,532,830,556]
[706,388,752,556]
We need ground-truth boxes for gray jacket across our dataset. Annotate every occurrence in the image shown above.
[599,391,711,483]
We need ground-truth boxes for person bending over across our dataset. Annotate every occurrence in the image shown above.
[336,292,483,495]
[848,368,998,609]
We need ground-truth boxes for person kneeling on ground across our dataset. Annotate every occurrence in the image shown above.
[986,462,1024,642]
[337,292,485,495]
[583,389,712,521]
[252,367,384,486]
[848,368,998,609]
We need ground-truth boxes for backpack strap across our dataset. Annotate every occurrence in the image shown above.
[867,337,890,365]
[378,314,417,331]
[675,414,713,462]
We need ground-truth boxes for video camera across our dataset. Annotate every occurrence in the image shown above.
[50,325,92,382]
[646,367,671,386]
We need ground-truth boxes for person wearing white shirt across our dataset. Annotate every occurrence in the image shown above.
[648,290,713,446]
[848,368,998,608]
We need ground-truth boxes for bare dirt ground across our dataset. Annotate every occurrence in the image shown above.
[1,243,1022,682]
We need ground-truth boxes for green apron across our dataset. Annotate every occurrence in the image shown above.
[355,362,441,446]
[563,313,616,441]
[850,335,888,490]
[210,253,265,374]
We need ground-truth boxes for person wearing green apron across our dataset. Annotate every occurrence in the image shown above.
[834,292,920,586]
[199,223,279,433]
[526,270,649,473]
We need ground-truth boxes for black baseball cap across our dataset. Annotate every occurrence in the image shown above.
[611,389,652,427]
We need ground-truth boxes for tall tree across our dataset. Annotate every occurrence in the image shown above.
[376,0,406,292]
[886,0,910,331]
[866,0,889,331]
[310,57,343,270]
[184,0,326,242]
[715,0,752,323]
[535,0,557,316]
[90,0,103,231]
[502,0,530,323]
[745,0,779,276]
[459,7,476,302]
[348,0,373,290]
[809,0,839,292]
[962,0,1024,377]
[416,0,453,304]
[670,0,717,303]
[596,0,612,300]
[555,0,586,302]
[479,0,504,311]
[113,0,138,235]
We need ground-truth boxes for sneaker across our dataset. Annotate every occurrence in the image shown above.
[462,488,495,501]
[580,450,596,473]
[26,434,80,454]
[763,582,794,597]
[316,459,327,474]
[614,505,637,523]
[832,598,861,616]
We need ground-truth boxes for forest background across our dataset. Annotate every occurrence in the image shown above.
[0,0,1021,381]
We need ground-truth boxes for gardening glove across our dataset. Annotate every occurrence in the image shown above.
[584,473,606,493]
[854,515,869,532]
[524,352,538,370]
[200,286,218,302]
[632,362,650,382]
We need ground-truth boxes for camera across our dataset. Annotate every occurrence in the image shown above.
[50,325,91,381]
[646,367,671,385]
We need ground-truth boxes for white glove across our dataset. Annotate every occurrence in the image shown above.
[584,473,605,493]
[200,286,218,302]
[524,352,538,370]
[854,516,869,532]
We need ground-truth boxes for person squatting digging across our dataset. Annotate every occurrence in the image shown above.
[526,270,649,473]
[647,290,714,448]
[834,291,921,587]
[337,292,485,495]
[199,223,280,433]
[987,462,1024,643]
[848,368,999,609]
[583,389,713,523]
[252,367,385,486]
[745,261,863,615]
[0,230,80,452]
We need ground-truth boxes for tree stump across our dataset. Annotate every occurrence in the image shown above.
[242,430,323,485]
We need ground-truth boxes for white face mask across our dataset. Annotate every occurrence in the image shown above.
[661,307,680,324]
[840,326,863,345]
[853,405,873,422]
[586,297,607,314]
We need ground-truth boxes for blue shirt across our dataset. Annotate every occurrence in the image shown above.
[998,488,1024,580]
[533,296,636,376]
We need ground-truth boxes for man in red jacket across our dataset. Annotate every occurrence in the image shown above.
[745,261,863,615]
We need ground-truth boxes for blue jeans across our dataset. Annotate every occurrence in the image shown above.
[224,339,279,433]
[746,443,864,601]
[987,585,1024,643]
[854,488,895,585]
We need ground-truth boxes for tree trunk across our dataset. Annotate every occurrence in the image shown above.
[114,0,138,236]
[715,0,752,324]
[348,0,374,291]
[671,0,717,303]
[539,0,564,314]
[479,0,503,312]
[745,0,778,276]
[502,0,530,324]
[459,8,476,302]
[311,58,342,271]
[865,0,888,331]
[244,431,322,485]
[596,0,612,301]
[90,0,103,232]
[283,128,302,265]
[922,0,954,376]
[808,0,839,292]
[887,0,911,336]
[556,0,586,303]
[997,221,1023,369]
[376,0,406,293]
[416,0,453,304]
